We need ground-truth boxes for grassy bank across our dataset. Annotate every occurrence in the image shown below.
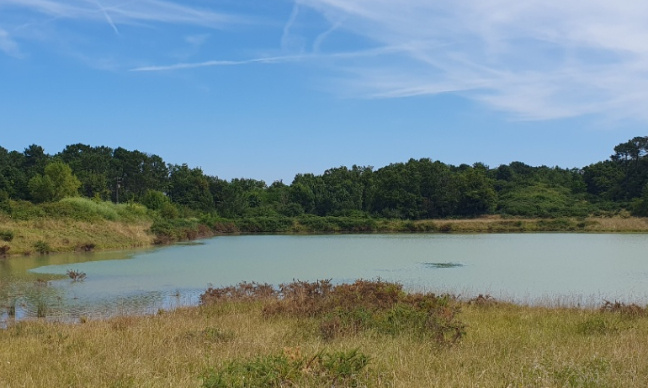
[1,281,647,387]
[153,214,648,243]
[0,198,155,256]
[2,197,648,256]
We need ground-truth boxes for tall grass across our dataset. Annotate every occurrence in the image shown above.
[0,198,154,255]
[2,290,648,387]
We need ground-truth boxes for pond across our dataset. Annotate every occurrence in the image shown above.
[2,233,648,325]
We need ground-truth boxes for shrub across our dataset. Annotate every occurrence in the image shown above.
[438,223,453,233]
[201,348,370,388]
[54,197,119,221]
[0,244,10,256]
[599,300,646,317]
[66,269,87,282]
[0,229,14,242]
[576,316,617,336]
[201,282,276,304]
[202,280,466,344]
[34,240,51,254]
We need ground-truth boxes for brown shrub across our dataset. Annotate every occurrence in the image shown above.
[200,282,276,304]
[600,300,646,317]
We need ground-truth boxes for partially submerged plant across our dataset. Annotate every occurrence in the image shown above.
[66,269,87,282]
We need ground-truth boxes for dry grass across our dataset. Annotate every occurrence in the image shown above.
[0,217,154,255]
[405,215,648,234]
[2,297,648,387]
[584,216,648,232]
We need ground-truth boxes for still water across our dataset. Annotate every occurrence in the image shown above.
[2,233,648,324]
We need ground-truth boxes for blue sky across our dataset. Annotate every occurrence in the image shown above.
[1,0,647,183]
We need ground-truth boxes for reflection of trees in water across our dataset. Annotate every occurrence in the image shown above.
[2,274,197,326]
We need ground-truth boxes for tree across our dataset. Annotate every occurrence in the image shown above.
[28,161,81,202]
[455,164,497,216]
[58,144,113,199]
[167,164,214,211]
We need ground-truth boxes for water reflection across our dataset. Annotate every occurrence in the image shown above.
[2,233,648,326]
[0,249,146,327]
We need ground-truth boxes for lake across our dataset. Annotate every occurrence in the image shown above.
[2,233,648,325]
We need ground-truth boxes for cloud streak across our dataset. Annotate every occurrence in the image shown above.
[295,0,648,121]
[95,0,119,35]
[0,0,241,28]
[131,55,303,72]
[0,27,21,57]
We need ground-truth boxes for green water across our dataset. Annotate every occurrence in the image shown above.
[3,233,648,324]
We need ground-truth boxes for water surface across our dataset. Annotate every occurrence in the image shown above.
[3,233,648,324]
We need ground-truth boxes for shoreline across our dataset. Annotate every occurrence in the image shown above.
[2,215,648,258]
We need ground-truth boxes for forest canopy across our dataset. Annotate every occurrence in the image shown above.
[1,137,648,220]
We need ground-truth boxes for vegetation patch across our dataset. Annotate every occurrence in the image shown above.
[202,279,466,344]
[66,269,86,282]
[0,229,13,242]
[424,262,464,269]
[202,348,370,388]
[576,316,618,336]
[33,240,51,254]
[599,300,646,318]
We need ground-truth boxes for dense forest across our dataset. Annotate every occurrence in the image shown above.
[2,137,648,223]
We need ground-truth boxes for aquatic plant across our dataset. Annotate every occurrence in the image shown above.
[425,262,464,269]
[66,269,86,282]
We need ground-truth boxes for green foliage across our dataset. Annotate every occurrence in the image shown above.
[150,218,210,244]
[0,229,14,242]
[28,161,81,203]
[551,358,610,388]
[203,280,465,344]
[34,240,51,254]
[3,200,45,220]
[576,316,617,336]
[141,190,170,211]
[168,164,214,211]
[5,136,648,220]
[233,216,293,233]
[497,184,591,217]
[202,349,370,388]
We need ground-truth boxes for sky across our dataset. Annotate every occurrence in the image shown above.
[1,0,647,183]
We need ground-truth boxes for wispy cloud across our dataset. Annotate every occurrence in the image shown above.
[0,0,240,27]
[0,27,21,57]
[130,45,405,72]
[131,55,303,72]
[295,0,648,121]
[94,0,119,35]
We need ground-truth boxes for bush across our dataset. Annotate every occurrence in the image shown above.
[0,229,13,242]
[34,240,51,254]
[66,269,87,282]
[50,197,119,221]
[202,280,466,344]
[202,348,370,388]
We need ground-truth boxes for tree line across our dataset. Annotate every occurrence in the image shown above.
[1,137,648,219]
